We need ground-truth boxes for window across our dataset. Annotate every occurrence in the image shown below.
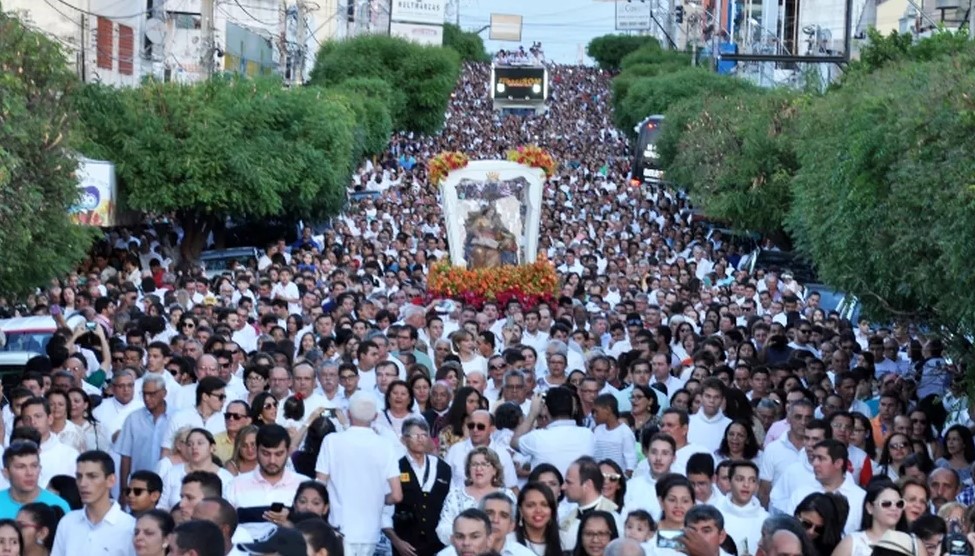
[96,16,113,70]
[118,24,134,75]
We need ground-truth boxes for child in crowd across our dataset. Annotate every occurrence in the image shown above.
[624,510,657,554]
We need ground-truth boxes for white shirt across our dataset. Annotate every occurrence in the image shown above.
[161,407,226,450]
[40,435,79,489]
[593,423,638,473]
[158,463,234,509]
[787,474,865,535]
[687,411,732,454]
[92,397,144,437]
[760,434,803,485]
[769,453,817,514]
[673,443,710,477]
[445,439,519,490]
[271,281,301,315]
[517,420,596,478]
[316,426,400,543]
[623,473,661,520]
[135,370,181,408]
[226,468,311,539]
[51,501,136,556]
[713,495,768,556]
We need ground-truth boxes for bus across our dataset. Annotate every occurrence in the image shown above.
[629,115,665,186]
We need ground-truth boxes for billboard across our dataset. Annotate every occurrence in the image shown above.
[389,0,447,25]
[491,66,547,101]
[390,21,444,45]
[70,158,117,227]
[616,1,653,30]
[489,13,523,42]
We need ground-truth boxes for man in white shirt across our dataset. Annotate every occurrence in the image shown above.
[316,392,402,556]
[520,310,549,356]
[271,268,301,315]
[135,342,182,408]
[688,379,733,454]
[445,411,517,490]
[278,363,334,425]
[759,399,813,507]
[625,433,675,520]
[162,376,227,456]
[226,424,310,539]
[650,353,684,398]
[713,460,768,556]
[768,418,825,514]
[511,389,595,478]
[787,439,865,535]
[658,408,709,477]
[20,397,79,489]
[93,370,144,441]
[560,456,624,551]
[51,450,136,556]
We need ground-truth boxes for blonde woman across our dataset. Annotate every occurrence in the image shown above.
[435,447,516,545]
[451,330,487,377]
[225,425,259,476]
[156,426,193,480]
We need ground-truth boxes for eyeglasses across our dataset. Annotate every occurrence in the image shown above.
[125,487,149,496]
[889,442,909,451]
[339,374,357,381]
[490,364,506,371]
[878,499,906,509]
[470,461,492,468]
[404,433,429,440]
[210,393,227,401]
[799,519,824,535]
[225,413,247,421]
[583,531,612,541]
[246,375,265,382]
[466,422,488,431]
[602,473,621,482]
[112,356,125,362]
[181,322,195,328]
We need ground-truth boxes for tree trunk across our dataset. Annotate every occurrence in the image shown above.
[177,212,221,266]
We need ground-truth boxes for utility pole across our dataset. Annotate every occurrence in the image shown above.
[201,0,216,78]
[294,0,307,84]
[278,0,289,77]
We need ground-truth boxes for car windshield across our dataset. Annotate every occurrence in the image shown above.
[2,332,52,353]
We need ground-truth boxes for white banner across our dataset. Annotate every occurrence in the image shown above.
[389,21,444,46]
[616,1,653,30]
[390,0,447,25]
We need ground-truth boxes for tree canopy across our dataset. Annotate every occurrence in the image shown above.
[586,34,661,70]
[308,35,461,135]
[443,23,490,63]
[0,10,97,295]
[75,77,363,260]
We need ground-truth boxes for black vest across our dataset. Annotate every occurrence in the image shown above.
[393,455,452,556]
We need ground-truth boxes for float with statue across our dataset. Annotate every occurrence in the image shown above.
[427,146,559,308]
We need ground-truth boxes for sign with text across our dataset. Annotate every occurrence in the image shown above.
[616,0,653,30]
[390,21,444,45]
[490,66,548,101]
[390,0,447,25]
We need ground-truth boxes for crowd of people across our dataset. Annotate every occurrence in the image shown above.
[0,53,967,556]
[494,44,546,66]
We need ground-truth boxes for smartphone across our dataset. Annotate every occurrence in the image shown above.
[656,530,684,551]
[270,502,285,513]
[85,322,97,331]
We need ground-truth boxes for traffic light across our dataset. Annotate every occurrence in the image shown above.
[347,1,355,21]
[675,5,684,23]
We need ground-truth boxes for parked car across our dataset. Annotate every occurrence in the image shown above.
[0,314,86,389]
[199,247,261,279]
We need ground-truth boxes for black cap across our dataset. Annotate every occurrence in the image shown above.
[238,528,307,556]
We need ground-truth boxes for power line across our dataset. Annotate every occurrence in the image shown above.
[48,0,169,20]
[231,0,278,26]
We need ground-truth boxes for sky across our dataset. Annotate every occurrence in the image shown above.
[452,0,624,64]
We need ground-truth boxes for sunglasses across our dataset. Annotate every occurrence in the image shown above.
[224,413,247,421]
[799,519,824,535]
[466,422,488,431]
[602,473,622,482]
[878,499,906,509]
[125,487,149,496]
[264,402,278,410]
[211,393,227,401]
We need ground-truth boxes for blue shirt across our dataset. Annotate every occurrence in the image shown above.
[0,488,71,518]
[115,407,171,477]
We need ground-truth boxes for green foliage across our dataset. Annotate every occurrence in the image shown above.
[788,52,975,331]
[615,68,755,135]
[75,76,357,259]
[0,11,97,295]
[308,35,461,134]
[586,34,661,70]
[665,89,800,235]
[443,23,490,62]
[328,78,394,159]
[840,28,971,86]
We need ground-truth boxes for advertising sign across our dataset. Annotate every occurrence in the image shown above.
[390,21,444,45]
[615,1,653,30]
[489,13,523,42]
[490,66,547,101]
[390,0,447,25]
[69,158,117,227]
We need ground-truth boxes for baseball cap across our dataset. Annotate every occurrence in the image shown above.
[237,528,307,556]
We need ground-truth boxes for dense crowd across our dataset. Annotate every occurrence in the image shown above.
[493,44,546,66]
[0,56,967,556]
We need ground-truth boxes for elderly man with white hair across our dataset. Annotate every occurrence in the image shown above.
[316,392,403,556]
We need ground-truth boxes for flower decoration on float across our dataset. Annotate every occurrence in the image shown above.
[427,151,470,186]
[506,145,557,177]
[427,253,559,310]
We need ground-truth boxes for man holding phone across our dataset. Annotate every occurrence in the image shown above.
[226,424,310,540]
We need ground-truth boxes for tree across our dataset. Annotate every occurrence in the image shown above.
[0,10,97,295]
[308,35,460,135]
[75,77,358,261]
[839,28,970,86]
[586,34,661,70]
[328,78,394,162]
[443,23,490,62]
[663,89,800,240]
[788,48,975,335]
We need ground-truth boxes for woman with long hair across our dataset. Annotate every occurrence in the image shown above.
[572,511,619,556]
[935,425,975,486]
[159,428,233,508]
[850,412,878,461]
[0,519,23,556]
[66,388,111,452]
[16,502,63,556]
[450,330,487,378]
[292,417,337,478]
[243,364,270,406]
[598,460,627,509]
[908,410,942,461]
[714,420,762,465]
[515,482,562,556]
[832,480,908,556]
[435,447,516,546]
[45,390,86,452]
[527,464,572,517]
[249,392,279,426]
[793,492,847,556]
[410,374,433,413]
[224,425,259,476]
[132,509,175,556]
[376,380,421,437]
[899,477,931,527]
[878,433,915,481]
[434,386,485,456]
[626,384,658,433]
[435,363,463,394]
[654,474,695,534]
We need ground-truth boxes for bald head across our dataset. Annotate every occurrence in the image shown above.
[605,539,644,556]
[766,531,803,556]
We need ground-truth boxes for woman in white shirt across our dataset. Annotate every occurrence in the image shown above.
[159,428,233,508]
[452,330,487,377]
[46,390,87,452]
[375,380,423,437]
[66,388,112,452]
[436,446,516,545]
